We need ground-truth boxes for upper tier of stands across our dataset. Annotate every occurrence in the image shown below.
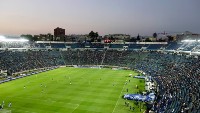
[147,44,164,50]
[165,42,182,50]
[1,41,200,52]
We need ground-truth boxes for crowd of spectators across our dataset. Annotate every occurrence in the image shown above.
[0,42,30,48]
[0,49,146,75]
[60,50,147,67]
[135,52,200,113]
[1,49,200,112]
[0,50,64,75]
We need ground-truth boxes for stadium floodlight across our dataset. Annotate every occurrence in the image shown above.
[19,38,29,42]
[0,36,29,42]
[0,35,6,40]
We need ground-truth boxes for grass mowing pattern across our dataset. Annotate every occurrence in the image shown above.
[0,67,146,113]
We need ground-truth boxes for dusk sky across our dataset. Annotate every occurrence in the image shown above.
[0,0,200,36]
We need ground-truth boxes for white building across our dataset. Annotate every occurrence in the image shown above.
[104,34,130,42]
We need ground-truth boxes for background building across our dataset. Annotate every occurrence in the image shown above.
[54,27,65,41]
[176,31,200,42]
[104,34,130,43]
[54,27,65,37]
[33,33,53,41]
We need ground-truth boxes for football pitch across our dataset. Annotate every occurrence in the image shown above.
[0,67,146,113]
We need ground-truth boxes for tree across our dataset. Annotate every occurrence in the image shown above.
[89,31,99,42]
[20,34,36,41]
[153,32,157,38]
[110,36,115,42]
[130,37,137,42]
[158,38,165,42]
[97,35,102,42]
[137,34,140,41]
[167,36,174,42]
[89,31,95,42]
[94,32,99,39]
[145,38,152,42]
[89,31,95,38]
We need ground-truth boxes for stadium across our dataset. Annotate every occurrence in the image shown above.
[0,34,200,113]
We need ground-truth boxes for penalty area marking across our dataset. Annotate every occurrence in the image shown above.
[112,79,127,113]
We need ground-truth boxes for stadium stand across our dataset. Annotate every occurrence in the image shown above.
[90,43,104,48]
[1,41,200,112]
[165,42,182,50]
[178,42,198,51]
[0,42,30,48]
[50,43,66,48]
[37,43,46,48]
[109,44,124,48]
[147,44,164,50]
[135,52,200,112]
[128,44,143,50]
[0,50,64,74]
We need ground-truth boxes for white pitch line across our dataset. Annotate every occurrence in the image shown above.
[112,79,127,113]
[71,104,79,113]
[7,96,80,113]
[6,96,79,106]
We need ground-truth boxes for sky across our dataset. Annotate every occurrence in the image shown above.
[0,0,200,36]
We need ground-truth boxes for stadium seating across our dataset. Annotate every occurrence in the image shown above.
[0,42,30,48]
[36,43,46,48]
[109,44,124,48]
[165,42,182,50]
[178,42,198,51]
[135,52,200,112]
[128,44,143,50]
[0,50,64,74]
[147,44,164,50]
[1,41,200,112]
[50,43,66,48]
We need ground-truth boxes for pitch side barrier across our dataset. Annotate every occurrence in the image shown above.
[134,69,156,92]
[0,66,60,84]
[68,65,132,70]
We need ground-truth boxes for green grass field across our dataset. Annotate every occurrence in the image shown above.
[0,67,146,113]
